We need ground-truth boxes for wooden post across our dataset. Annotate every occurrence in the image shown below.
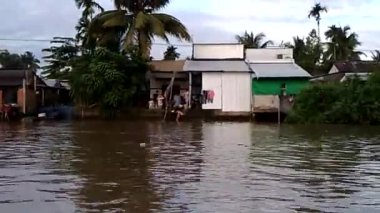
[188,72,192,109]
[42,89,45,106]
[23,79,26,114]
[163,72,176,121]
[278,95,281,125]
[34,75,37,91]
[250,75,254,121]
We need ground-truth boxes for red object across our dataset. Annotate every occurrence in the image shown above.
[208,90,215,100]
[3,105,11,113]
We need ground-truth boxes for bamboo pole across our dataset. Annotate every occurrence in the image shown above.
[23,79,26,114]
[163,71,176,121]
[278,95,281,125]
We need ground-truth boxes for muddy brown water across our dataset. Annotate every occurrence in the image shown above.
[0,121,379,213]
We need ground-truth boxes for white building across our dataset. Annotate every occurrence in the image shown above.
[184,44,252,114]
[246,48,311,113]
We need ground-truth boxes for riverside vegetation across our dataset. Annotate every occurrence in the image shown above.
[286,70,380,124]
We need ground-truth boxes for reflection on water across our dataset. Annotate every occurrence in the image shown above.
[0,121,379,212]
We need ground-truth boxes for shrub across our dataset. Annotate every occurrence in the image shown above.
[70,48,148,117]
[286,71,380,124]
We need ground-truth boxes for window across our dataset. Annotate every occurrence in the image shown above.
[277,54,283,59]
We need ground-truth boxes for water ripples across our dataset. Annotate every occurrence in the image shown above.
[0,121,379,212]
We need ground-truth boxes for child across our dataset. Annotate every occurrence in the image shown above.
[148,99,154,109]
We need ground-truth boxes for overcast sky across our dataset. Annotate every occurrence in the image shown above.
[0,0,379,61]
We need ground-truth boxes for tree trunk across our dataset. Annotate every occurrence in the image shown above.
[317,21,321,43]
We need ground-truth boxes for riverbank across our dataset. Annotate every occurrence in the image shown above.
[286,71,380,125]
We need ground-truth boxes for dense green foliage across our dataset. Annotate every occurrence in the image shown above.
[286,72,380,124]
[70,48,148,117]
[285,30,324,74]
[324,25,362,61]
[42,37,79,79]
[87,0,191,58]
[0,50,40,71]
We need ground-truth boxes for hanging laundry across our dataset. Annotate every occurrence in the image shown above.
[208,90,215,103]
[202,90,208,104]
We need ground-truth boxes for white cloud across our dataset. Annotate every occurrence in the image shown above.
[0,0,379,60]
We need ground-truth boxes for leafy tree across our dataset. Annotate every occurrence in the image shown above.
[324,25,362,62]
[74,0,104,50]
[0,50,40,70]
[163,45,180,60]
[235,31,273,48]
[372,50,380,61]
[70,47,148,117]
[0,50,25,69]
[20,51,40,71]
[308,2,328,41]
[87,0,191,58]
[285,30,323,74]
[42,37,79,79]
[287,71,380,124]
[74,0,103,18]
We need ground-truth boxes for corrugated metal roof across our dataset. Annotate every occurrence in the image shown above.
[249,63,311,78]
[43,79,70,89]
[334,61,380,73]
[149,60,185,72]
[44,79,59,88]
[0,69,27,86]
[341,72,370,82]
[184,60,251,72]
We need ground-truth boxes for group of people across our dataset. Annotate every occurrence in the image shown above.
[149,90,189,110]
[149,89,189,122]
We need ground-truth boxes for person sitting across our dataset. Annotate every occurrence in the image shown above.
[173,93,181,108]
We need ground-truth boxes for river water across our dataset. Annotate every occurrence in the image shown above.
[0,121,379,213]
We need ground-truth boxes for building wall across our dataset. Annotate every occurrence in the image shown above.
[202,72,251,112]
[17,87,37,114]
[221,73,251,112]
[202,73,222,109]
[193,44,244,59]
[253,95,279,112]
[245,48,293,62]
[252,78,309,95]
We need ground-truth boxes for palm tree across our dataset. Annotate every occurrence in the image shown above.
[88,0,191,58]
[287,37,306,60]
[235,31,273,48]
[0,50,25,69]
[163,45,180,60]
[308,3,328,41]
[42,37,79,79]
[372,50,380,61]
[20,51,40,71]
[324,25,362,61]
[74,0,104,50]
[75,0,104,19]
